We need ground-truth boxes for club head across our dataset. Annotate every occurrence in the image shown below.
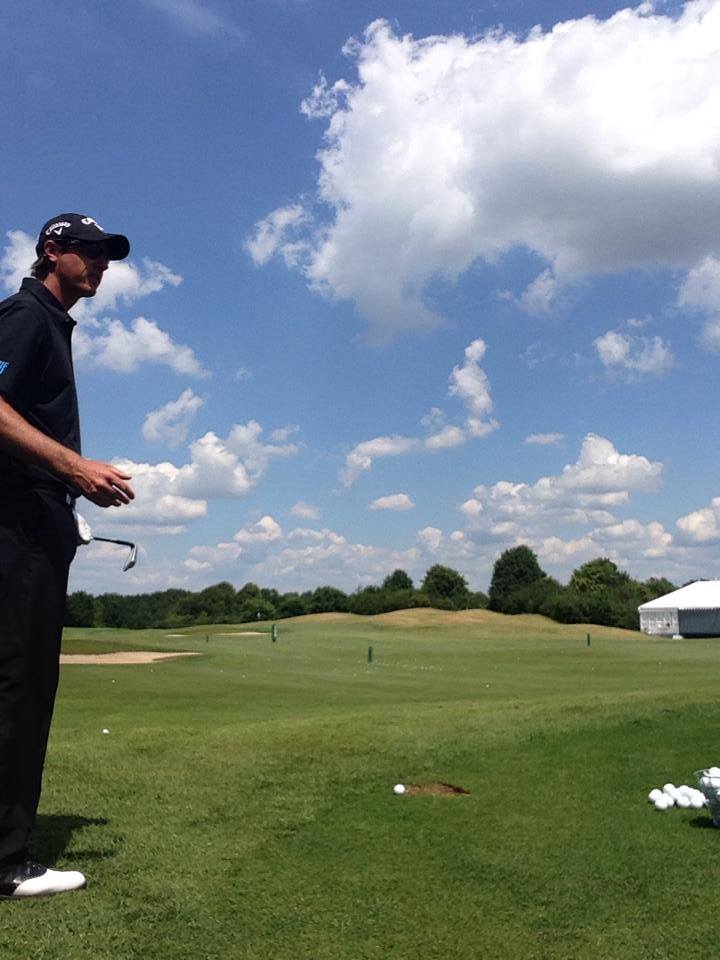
[123,544,138,572]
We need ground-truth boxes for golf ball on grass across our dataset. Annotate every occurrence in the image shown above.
[393,784,406,795]
[102,728,110,735]
[654,796,670,811]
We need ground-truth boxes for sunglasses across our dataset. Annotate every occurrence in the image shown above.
[63,239,110,260]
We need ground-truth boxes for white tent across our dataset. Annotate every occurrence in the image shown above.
[638,580,720,637]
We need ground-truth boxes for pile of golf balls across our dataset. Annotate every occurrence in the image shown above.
[648,783,706,811]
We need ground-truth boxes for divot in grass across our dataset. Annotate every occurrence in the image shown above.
[398,782,471,797]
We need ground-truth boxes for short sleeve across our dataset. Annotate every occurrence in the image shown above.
[0,301,45,401]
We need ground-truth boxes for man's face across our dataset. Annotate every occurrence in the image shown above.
[45,239,110,298]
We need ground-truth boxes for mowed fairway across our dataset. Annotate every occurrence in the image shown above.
[4,610,720,959]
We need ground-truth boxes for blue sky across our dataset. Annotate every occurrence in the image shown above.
[2,0,720,596]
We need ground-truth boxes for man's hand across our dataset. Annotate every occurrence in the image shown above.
[69,458,134,508]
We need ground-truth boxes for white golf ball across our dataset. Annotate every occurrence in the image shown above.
[648,789,663,803]
[102,728,110,735]
[393,783,406,795]
[677,785,692,797]
[708,767,720,777]
[690,794,705,809]
[662,792,676,807]
[662,783,676,795]
[654,796,670,811]
[676,794,691,808]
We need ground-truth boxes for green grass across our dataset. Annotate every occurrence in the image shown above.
[3,610,720,959]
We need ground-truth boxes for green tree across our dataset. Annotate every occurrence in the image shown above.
[309,586,349,614]
[239,597,277,622]
[382,569,414,592]
[277,593,308,618]
[421,565,470,610]
[65,591,95,627]
[488,546,545,611]
[569,558,628,593]
[643,577,676,600]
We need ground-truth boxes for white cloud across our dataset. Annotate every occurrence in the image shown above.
[678,255,720,314]
[594,330,674,376]
[524,433,564,446]
[75,317,208,377]
[271,424,300,442]
[99,421,298,529]
[520,269,561,314]
[369,493,415,511]
[700,319,720,351]
[340,434,419,487]
[250,5,720,338]
[0,230,34,291]
[341,337,496,486]
[291,501,320,520]
[676,497,720,543]
[461,434,663,536]
[143,389,204,447]
[233,515,283,545]
[245,204,308,267]
[417,526,443,553]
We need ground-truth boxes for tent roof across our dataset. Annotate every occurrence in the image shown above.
[639,580,720,611]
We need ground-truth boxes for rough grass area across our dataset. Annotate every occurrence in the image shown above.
[3,613,720,959]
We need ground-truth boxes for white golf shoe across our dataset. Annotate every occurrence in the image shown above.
[0,860,86,899]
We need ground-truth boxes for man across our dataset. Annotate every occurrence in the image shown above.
[0,213,135,899]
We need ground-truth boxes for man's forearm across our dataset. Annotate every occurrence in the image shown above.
[0,395,78,485]
[0,396,135,507]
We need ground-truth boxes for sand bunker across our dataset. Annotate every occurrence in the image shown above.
[60,652,200,665]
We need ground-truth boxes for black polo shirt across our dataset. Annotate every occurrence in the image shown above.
[0,277,81,498]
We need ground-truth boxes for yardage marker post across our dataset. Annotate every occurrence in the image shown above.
[368,645,373,664]
[586,633,591,647]
[271,624,278,643]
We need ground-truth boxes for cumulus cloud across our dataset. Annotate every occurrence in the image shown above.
[341,337,496,486]
[98,421,298,529]
[143,389,204,447]
[524,433,564,446]
[594,330,674,376]
[369,493,415,511]
[0,230,34,291]
[74,317,208,377]
[461,434,663,534]
[676,497,720,543]
[249,5,720,338]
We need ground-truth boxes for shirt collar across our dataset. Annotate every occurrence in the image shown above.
[20,277,76,327]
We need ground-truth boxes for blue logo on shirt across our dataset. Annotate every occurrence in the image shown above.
[0,361,9,375]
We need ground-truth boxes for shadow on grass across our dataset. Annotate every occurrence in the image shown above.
[690,816,718,830]
[34,814,112,865]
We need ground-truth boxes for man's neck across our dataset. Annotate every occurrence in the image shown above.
[41,275,79,312]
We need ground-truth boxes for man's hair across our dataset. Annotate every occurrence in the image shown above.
[30,239,69,280]
[30,253,52,280]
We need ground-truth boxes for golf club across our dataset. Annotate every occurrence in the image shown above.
[91,536,138,572]
[74,513,137,571]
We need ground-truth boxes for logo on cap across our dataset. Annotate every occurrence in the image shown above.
[81,217,104,230]
[0,361,10,375]
[45,221,72,237]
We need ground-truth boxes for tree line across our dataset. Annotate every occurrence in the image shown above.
[65,549,675,631]
[64,565,489,630]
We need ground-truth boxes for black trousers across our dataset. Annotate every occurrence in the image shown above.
[0,490,76,869]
